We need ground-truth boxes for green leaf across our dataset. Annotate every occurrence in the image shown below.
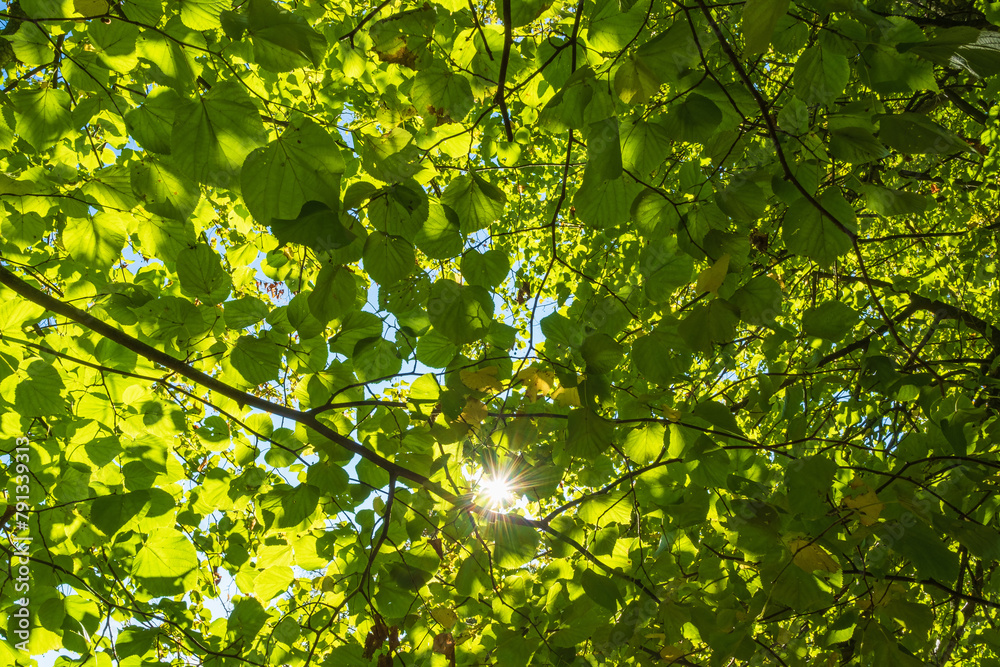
[225,297,270,329]
[829,127,889,164]
[82,165,141,211]
[631,329,690,385]
[415,328,459,367]
[231,334,282,385]
[631,21,698,84]
[136,28,197,92]
[640,236,694,301]
[761,559,832,612]
[307,458,350,495]
[176,244,232,305]
[353,337,402,382]
[248,0,327,71]
[242,118,345,226]
[716,179,766,224]
[171,81,267,187]
[259,484,320,530]
[125,88,183,155]
[131,159,201,220]
[254,565,294,601]
[584,117,623,182]
[858,45,937,95]
[566,409,613,458]
[12,87,72,150]
[11,360,66,417]
[539,67,613,133]
[785,456,837,519]
[742,0,789,55]
[90,492,150,538]
[573,173,637,229]
[802,300,859,341]
[132,528,199,596]
[367,182,428,241]
[410,66,475,123]
[614,54,663,105]
[878,113,971,155]
[496,0,552,27]
[580,333,624,375]
[63,213,127,271]
[861,185,929,217]
[0,299,45,337]
[461,249,510,289]
[88,18,139,72]
[661,93,722,144]
[621,119,672,175]
[493,522,539,569]
[427,279,493,345]
[586,0,644,52]
[308,264,358,323]
[416,199,463,259]
[932,514,1000,561]
[363,232,415,285]
[288,293,325,339]
[178,0,227,30]
[329,311,383,356]
[135,215,197,263]
[441,174,506,234]
[580,569,623,611]
[777,95,809,134]
[901,27,1000,79]
[270,201,358,252]
[623,423,665,464]
[540,313,584,349]
[793,46,849,105]
[730,276,782,326]
[692,400,743,436]
[781,190,856,267]
[678,301,739,353]
[886,520,960,585]
[8,23,55,65]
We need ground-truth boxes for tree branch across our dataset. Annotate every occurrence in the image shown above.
[494,0,514,141]
[338,0,392,45]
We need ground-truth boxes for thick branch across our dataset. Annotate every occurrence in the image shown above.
[494,0,514,141]
[818,271,1000,349]
[0,264,441,491]
[0,264,662,595]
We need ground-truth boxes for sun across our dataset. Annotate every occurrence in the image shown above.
[477,474,514,512]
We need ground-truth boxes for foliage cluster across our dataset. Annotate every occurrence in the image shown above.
[1,0,1000,664]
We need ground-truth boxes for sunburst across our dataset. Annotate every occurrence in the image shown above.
[477,473,515,512]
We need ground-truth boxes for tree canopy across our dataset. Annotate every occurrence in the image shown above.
[1,0,1000,664]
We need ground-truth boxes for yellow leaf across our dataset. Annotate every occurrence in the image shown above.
[696,253,730,295]
[516,364,554,402]
[659,645,684,660]
[843,479,884,526]
[460,366,502,393]
[430,607,458,629]
[856,582,897,609]
[789,539,840,573]
[552,384,580,407]
[459,398,488,425]
[74,0,108,15]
